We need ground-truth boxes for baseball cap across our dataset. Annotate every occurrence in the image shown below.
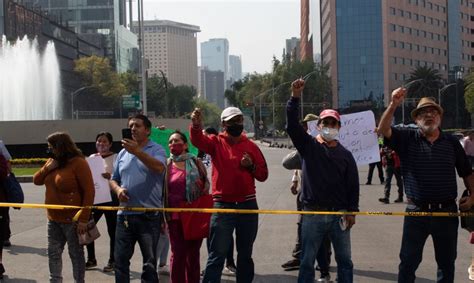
[221,107,243,121]
[319,109,340,122]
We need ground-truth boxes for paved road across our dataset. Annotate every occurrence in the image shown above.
[2,144,472,282]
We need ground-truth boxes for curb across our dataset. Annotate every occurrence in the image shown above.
[17,175,33,183]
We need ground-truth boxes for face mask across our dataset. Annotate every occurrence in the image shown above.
[321,127,339,141]
[170,143,185,156]
[96,144,109,154]
[226,124,244,137]
[46,148,55,159]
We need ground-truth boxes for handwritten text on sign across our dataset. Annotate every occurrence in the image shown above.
[306,111,379,165]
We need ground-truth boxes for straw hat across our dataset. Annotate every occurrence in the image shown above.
[410,97,443,120]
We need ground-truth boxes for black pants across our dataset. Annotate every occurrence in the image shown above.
[86,205,117,263]
[367,162,384,184]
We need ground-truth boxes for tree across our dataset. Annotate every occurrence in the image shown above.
[167,85,197,117]
[194,99,222,129]
[405,66,443,98]
[74,55,126,98]
[465,71,474,113]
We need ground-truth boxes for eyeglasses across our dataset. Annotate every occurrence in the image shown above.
[417,108,440,116]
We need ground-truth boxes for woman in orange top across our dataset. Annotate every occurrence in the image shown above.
[33,132,95,283]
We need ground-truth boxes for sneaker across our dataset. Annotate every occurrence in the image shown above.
[394,198,404,203]
[158,265,169,276]
[316,272,331,282]
[103,261,114,272]
[85,259,97,270]
[365,182,371,185]
[223,266,236,276]
[281,258,300,271]
[378,198,389,204]
[3,240,11,247]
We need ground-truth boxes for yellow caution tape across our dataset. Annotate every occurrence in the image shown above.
[0,202,473,217]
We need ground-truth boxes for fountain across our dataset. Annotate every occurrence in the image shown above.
[0,35,62,121]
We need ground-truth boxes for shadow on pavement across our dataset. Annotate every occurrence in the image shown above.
[4,245,46,257]
[253,273,297,283]
[1,276,37,282]
[353,269,435,282]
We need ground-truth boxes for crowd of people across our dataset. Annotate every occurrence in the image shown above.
[0,78,474,282]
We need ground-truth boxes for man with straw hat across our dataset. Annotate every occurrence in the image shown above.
[378,87,474,282]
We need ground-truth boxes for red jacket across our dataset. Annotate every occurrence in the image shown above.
[190,125,268,202]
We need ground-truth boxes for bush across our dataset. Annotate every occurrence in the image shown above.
[10,158,47,166]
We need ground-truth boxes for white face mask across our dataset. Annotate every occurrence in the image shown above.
[321,127,339,141]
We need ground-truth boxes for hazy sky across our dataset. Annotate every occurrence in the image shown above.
[142,0,301,75]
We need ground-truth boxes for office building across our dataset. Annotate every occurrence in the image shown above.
[136,20,200,89]
[286,37,301,61]
[201,38,230,107]
[318,0,474,110]
[229,55,242,83]
[201,69,225,109]
[32,0,138,73]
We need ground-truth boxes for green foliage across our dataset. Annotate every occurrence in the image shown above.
[10,158,47,165]
[465,72,474,113]
[406,66,443,98]
[194,99,222,129]
[74,56,126,98]
[225,58,331,131]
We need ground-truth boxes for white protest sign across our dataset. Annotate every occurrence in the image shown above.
[306,111,380,165]
[86,155,112,204]
[338,111,379,165]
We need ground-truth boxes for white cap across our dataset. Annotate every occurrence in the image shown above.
[221,107,243,121]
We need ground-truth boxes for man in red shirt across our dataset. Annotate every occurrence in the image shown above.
[190,107,268,283]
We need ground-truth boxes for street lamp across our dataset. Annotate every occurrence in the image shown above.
[438,83,456,106]
[70,86,94,119]
[455,70,463,127]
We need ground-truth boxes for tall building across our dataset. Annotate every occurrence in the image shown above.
[229,55,242,83]
[300,0,313,61]
[201,38,229,80]
[319,0,474,110]
[136,20,200,89]
[201,69,225,109]
[286,37,301,61]
[201,38,230,107]
[32,0,138,73]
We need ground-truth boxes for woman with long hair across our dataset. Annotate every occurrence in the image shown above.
[33,132,95,283]
[165,130,209,283]
[85,132,118,272]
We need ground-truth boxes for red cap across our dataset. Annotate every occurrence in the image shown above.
[319,109,340,122]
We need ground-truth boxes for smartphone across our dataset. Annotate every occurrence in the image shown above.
[122,128,132,140]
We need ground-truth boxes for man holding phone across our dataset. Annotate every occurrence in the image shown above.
[110,114,167,282]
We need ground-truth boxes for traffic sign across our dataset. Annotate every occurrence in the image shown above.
[122,95,141,109]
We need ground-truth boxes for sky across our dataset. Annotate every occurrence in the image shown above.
[142,0,301,75]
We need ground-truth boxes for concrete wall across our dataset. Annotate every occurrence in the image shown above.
[0,118,190,145]
[0,118,190,158]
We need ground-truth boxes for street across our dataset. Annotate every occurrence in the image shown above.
[2,144,472,282]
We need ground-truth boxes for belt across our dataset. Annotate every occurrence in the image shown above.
[407,198,456,211]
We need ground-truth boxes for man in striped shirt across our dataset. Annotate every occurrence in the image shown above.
[378,87,474,283]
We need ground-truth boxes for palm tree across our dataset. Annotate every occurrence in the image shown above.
[405,66,443,99]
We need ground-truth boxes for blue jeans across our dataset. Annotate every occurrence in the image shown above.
[203,199,258,283]
[114,213,161,283]
[398,204,458,283]
[298,214,353,283]
[47,221,85,283]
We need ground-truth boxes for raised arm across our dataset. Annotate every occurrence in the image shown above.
[189,108,216,155]
[378,87,406,139]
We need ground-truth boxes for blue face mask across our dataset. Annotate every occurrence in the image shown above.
[321,127,339,141]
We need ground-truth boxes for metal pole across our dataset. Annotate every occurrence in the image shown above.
[272,85,275,142]
[71,93,74,119]
[402,101,405,124]
[456,78,459,127]
[139,0,147,115]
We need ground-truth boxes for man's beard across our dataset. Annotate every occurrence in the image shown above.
[418,121,439,134]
